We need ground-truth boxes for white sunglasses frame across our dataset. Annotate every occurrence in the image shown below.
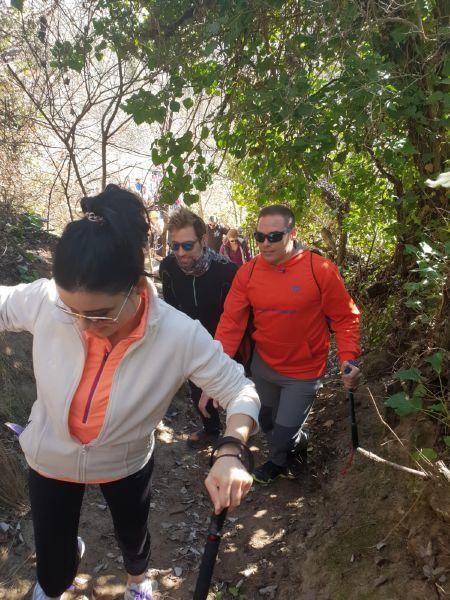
[56,285,134,324]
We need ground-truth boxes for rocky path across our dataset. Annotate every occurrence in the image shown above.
[1,373,448,599]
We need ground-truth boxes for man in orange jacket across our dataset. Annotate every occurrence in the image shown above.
[201,204,361,484]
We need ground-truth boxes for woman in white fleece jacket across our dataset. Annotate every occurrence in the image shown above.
[0,184,259,600]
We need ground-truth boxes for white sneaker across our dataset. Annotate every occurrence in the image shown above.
[124,578,154,600]
[31,538,85,600]
[32,582,61,600]
[77,536,86,560]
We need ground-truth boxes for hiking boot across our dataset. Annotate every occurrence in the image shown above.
[252,460,294,485]
[187,428,220,449]
[124,578,154,600]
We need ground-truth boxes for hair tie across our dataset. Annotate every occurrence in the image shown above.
[85,212,104,223]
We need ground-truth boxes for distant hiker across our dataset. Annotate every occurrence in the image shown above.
[0,185,259,600]
[159,208,238,447]
[220,228,251,267]
[206,215,229,253]
[203,204,361,485]
[134,178,143,194]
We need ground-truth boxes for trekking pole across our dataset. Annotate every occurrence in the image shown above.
[344,365,359,449]
[348,390,359,450]
[341,367,359,475]
[193,508,228,600]
[339,372,434,480]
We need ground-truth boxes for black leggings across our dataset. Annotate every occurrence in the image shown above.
[28,456,154,597]
[189,380,221,435]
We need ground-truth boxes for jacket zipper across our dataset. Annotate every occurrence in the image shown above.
[192,278,198,307]
[92,330,153,444]
[79,445,88,481]
[82,350,109,423]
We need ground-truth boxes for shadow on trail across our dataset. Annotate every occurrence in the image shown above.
[1,376,431,600]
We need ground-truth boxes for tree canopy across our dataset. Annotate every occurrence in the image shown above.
[36,0,446,266]
[6,0,449,346]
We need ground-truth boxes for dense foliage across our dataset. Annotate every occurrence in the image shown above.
[2,0,448,497]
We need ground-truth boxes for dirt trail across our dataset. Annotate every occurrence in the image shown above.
[0,260,448,599]
[1,371,448,600]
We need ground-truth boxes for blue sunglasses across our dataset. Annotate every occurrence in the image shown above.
[171,240,197,252]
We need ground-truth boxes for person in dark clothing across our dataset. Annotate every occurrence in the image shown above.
[206,215,229,253]
[160,208,238,446]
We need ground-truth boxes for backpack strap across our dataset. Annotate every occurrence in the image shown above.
[310,250,321,295]
[248,256,257,284]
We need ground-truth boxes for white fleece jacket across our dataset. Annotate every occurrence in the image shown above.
[0,278,259,482]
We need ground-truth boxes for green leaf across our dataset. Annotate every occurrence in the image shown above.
[11,0,24,10]
[425,352,442,375]
[429,403,445,414]
[412,383,427,399]
[393,368,422,382]
[183,192,200,205]
[170,100,181,112]
[412,448,437,462]
[151,148,164,166]
[426,91,444,104]
[295,103,314,117]
[385,392,422,416]
[124,91,166,125]
[404,244,419,255]
[183,97,194,109]
[200,125,209,139]
[206,20,221,35]
[399,141,417,156]
[390,28,409,44]
[444,436,450,448]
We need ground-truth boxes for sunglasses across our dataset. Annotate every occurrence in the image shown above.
[57,285,134,324]
[253,228,291,243]
[170,240,197,252]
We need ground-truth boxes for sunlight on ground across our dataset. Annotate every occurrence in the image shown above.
[156,422,176,444]
[154,567,183,593]
[239,563,258,578]
[286,497,305,509]
[91,573,124,599]
[248,526,287,550]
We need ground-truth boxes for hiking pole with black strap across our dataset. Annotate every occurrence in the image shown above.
[341,365,360,475]
[193,508,228,600]
[340,368,433,480]
[193,437,254,599]
[348,389,359,450]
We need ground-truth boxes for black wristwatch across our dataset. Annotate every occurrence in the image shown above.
[210,436,254,474]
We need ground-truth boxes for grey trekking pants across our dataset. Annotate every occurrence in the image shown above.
[251,351,321,467]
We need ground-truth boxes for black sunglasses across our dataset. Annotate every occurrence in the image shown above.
[171,240,197,252]
[253,228,291,243]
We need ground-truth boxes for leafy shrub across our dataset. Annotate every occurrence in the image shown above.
[385,351,449,461]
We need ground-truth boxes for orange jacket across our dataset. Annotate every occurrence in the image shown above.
[215,250,360,379]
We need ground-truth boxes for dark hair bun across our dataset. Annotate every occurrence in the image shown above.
[53,184,149,293]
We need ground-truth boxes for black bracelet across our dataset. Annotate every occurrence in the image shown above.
[211,453,246,469]
[210,436,254,473]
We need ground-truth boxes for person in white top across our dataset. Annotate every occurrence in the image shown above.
[0,184,259,600]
